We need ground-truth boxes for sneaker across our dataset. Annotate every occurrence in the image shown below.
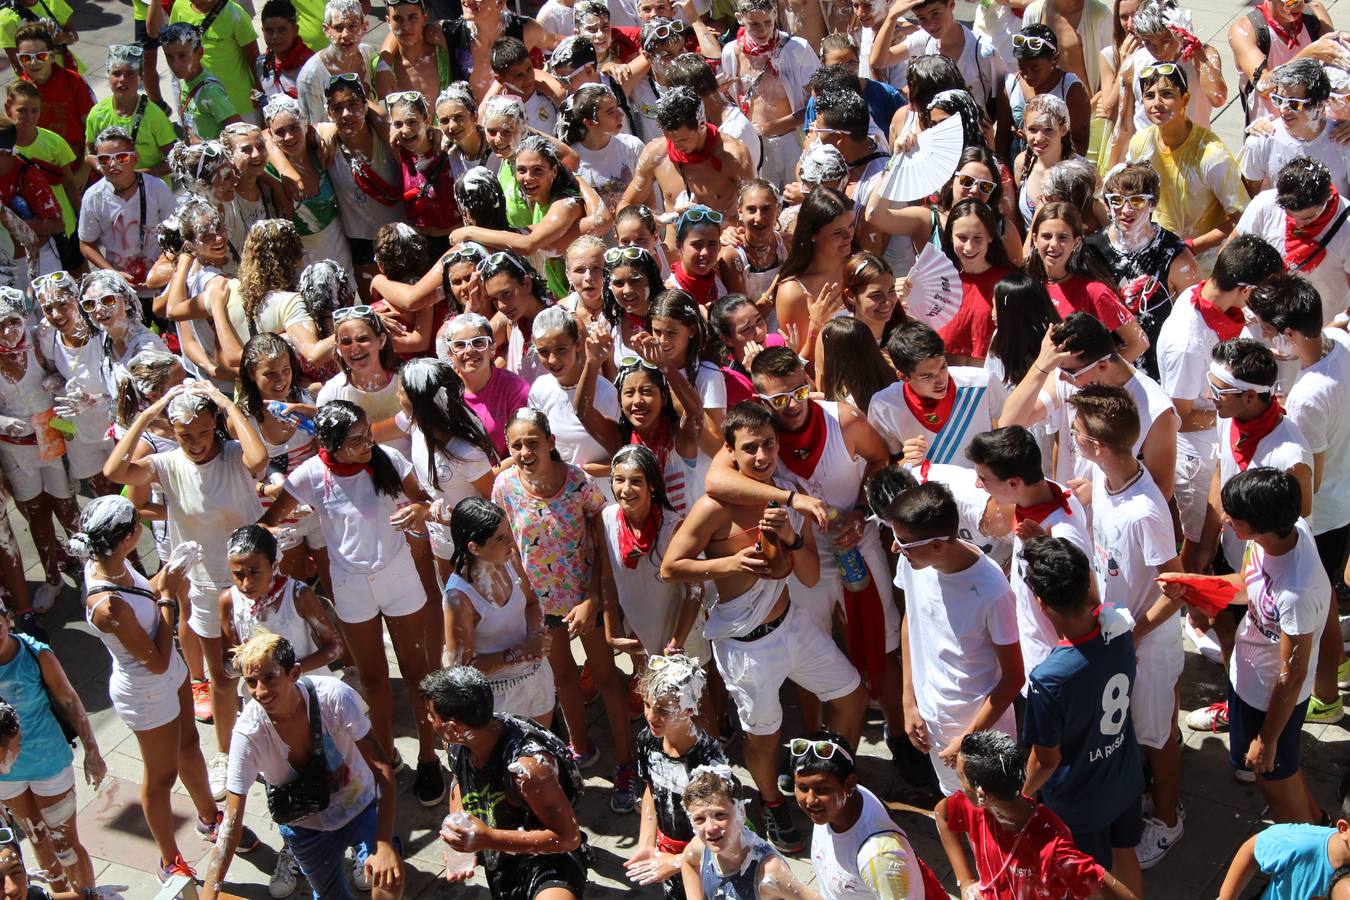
[12,610,49,644]
[1135,814,1185,869]
[1185,701,1229,732]
[1309,694,1346,723]
[208,753,229,801]
[570,743,600,770]
[269,845,298,898]
[197,811,260,852]
[192,679,214,724]
[414,759,446,807]
[611,762,639,813]
[31,581,58,614]
[1339,659,1350,690]
[761,801,803,853]
[580,663,599,705]
[1141,796,1187,822]
[157,854,196,884]
[1234,767,1257,784]
[1184,622,1224,665]
[1341,613,1350,648]
[390,748,408,774]
[351,850,371,891]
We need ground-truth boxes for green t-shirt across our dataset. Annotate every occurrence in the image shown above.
[16,127,75,235]
[170,0,257,119]
[0,0,83,72]
[181,71,238,141]
[292,0,329,53]
[84,96,177,174]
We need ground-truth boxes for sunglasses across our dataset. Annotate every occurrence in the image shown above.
[1104,192,1154,210]
[1206,379,1247,397]
[1012,34,1055,53]
[617,355,661,372]
[895,535,945,554]
[33,271,75,293]
[679,207,723,225]
[79,295,121,313]
[445,245,487,264]
[645,20,687,43]
[787,738,854,763]
[477,251,527,276]
[757,383,810,410]
[1271,93,1315,112]
[17,50,51,64]
[109,43,145,59]
[332,304,375,323]
[605,246,649,265]
[387,89,426,107]
[95,150,137,167]
[1059,354,1110,383]
[1138,62,1182,81]
[449,335,494,353]
[955,173,996,195]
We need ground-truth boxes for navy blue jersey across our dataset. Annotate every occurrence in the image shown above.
[1021,619,1144,832]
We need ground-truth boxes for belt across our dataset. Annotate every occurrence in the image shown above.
[732,602,789,642]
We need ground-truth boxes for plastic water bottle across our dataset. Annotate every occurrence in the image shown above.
[827,508,872,592]
[266,400,316,435]
[442,811,477,877]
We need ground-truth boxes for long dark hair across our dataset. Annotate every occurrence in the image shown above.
[602,246,660,329]
[448,496,506,578]
[1025,201,1120,287]
[937,146,1007,214]
[314,400,403,499]
[514,134,581,204]
[399,358,497,486]
[778,187,854,283]
[818,316,897,414]
[454,166,512,230]
[610,443,674,565]
[989,272,1061,385]
[333,308,402,376]
[557,83,615,145]
[237,332,305,421]
[943,199,1015,273]
[615,363,680,454]
[649,289,715,384]
[479,250,552,311]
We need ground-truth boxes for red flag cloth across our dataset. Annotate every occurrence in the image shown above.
[1155,572,1238,617]
[616,505,662,569]
[317,446,371,477]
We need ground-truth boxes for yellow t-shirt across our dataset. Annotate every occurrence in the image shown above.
[16,127,75,235]
[0,0,83,71]
[170,0,258,120]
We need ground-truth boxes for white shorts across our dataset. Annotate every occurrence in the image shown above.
[0,443,72,503]
[790,525,901,652]
[1133,627,1185,749]
[64,434,113,481]
[332,550,427,624]
[760,131,804,190]
[491,660,556,720]
[1173,448,1217,543]
[429,521,453,561]
[0,766,74,801]
[187,579,225,640]
[712,602,861,736]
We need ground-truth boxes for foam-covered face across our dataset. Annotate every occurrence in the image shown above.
[447,325,493,377]
[323,14,366,49]
[84,289,130,333]
[1023,109,1065,157]
[850,0,883,28]
[390,103,430,151]
[192,213,231,263]
[609,264,651,316]
[483,113,522,157]
[229,549,276,599]
[642,694,687,737]
[0,844,27,900]
[334,416,374,463]
[38,290,79,335]
[0,315,23,350]
[576,15,612,54]
[470,517,515,564]
[269,111,307,155]
[740,9,775,44]
[618,368,665,431]
[107,64,140,96]
[794,770,850,826]
[251,351,294,401]
[335,318,386,373]
[687,798,742,851]
[172,409,221,464]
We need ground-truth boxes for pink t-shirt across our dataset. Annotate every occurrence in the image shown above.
[723,332,788,407]
[1046,276,1134,332]
[464,366,531,459]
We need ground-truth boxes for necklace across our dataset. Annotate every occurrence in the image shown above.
[1106,463,1145,496]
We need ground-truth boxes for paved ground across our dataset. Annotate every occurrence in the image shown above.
[13,0,1346,897]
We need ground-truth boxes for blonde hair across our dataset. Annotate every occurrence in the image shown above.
[232,630,297,675]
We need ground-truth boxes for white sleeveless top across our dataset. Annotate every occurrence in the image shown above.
[777,401,866,511]
[85,561,188,699]
[0,337,53,419]
[444,569,526,655]
[810,786,920,900]
[600,505,685,655]
[37,325,111,441]
[229,576,318,661]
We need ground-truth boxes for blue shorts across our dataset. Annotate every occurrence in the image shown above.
[1069,793,1143,869]
[279,800,401,900]
[1228,685,1310,782]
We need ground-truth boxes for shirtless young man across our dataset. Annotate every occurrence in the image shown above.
[374,0,448,100]
[662,402,867,854]
[416,0,560,103]
[621,86,753,220]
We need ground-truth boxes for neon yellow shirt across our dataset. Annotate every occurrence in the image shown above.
[170,0,258,119]
[16,127,75,235]
[85,96,178,176]
[0,0,84,72]
[292,0,329,52]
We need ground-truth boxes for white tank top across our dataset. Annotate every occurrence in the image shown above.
[0,339,52,419]
[85,561,188,695]
[229,577,319,660]
[39,326,112,437]
[810,786,914,900]
[779,401,865,511]
[444,569,526,655]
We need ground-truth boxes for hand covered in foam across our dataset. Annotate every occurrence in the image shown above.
[0,415,33,438]
[165,540,203,576]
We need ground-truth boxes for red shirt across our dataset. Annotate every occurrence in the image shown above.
[1045,275,1134,332]
[0,158,62,224]
[942,266,1007,359]
[942,792,1106,900]
[21,66,94,160]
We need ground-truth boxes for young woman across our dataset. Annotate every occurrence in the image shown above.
[442,497,553,723]
[528,306,618,486]
[615,203,672,278]
[160,195,237,390]
[166,142,242,269]
[491,409,638,812]
[1014,94,1077,232]
[708,294,786,408]
[1025,201,1149,362]
[719,180,788,314]
[942,199,1017,365]
[561,236,607,333]
[442,311,530,459]
[1005,24,1091,156]
[437,82,491,182]
[817,317,897,416]
[604,244,663,369]
[478,249,553,384]
[666,206,727,310]
[317,305,407,453]
[389,90,462,258]
[218,123,287,264]
[103,381,269,803]
[984,272,1060,473]
[840,252,906,350]
[370,223,438,359]
[561,82,646,217]
[771,188,854,354]
[261,399,446,806]
[649,290,727,459]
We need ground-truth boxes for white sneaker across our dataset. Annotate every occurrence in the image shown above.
[1234,768,1257,784]
[1184,622,1224,665]
[269,846,298,898]
[1340,613,1350,649]
[1135,814,1184,869]
[208,753,229,802]
[31,582,58,614]
[350,850,371,892]
[1185,702,1229,732]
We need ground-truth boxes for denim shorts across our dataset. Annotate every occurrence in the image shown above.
[279,800,402,900]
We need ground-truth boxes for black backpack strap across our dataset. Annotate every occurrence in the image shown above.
[1249,8,1271,58]
[198,0,230,35]
[300,677,324,760]
[86,580,159,601]
[129,94,148,144]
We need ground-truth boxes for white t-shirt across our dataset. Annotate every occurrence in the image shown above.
[528,373,618,470]
[317,371,410,456]
[894,548,1019,734]
[1012,490,1092,681]
[76,174,175,273]
[406,423,493,557]
[900,24,1003,106]
[225,675,376,832]
[1089,465,1176,653]
[576,132,645,214]
[1286,338,1350,534]
[867,367,992,466]
[1216,414,1312,569]
[1230,520,1329,709]
[535,0,574,35]
[916,461,1012,566]
[1047,369,1176,485]
[1240,121,1350,195]
[283,448,415,575]
[1237,190,1350,325]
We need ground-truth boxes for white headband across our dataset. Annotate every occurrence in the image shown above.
[1208,361,1272,394]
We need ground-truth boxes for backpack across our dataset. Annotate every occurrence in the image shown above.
[1240,8,1327,124]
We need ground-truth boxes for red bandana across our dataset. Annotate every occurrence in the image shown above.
[670,261,718,307]
[776,400,828,479]
[631,417,673,470]
[318,446,372,477]
[1285,186,1341,273]
[901,381,957,434]
[1014,482,1072,527]
[265,40,314,92]
[667,122,722,172]
[624,312,649,334]
[1193,283,1247,341]
[1230,399,1284,470]
[1258,1,1305,49]
[736,27,779,74]
[616,505,662,569]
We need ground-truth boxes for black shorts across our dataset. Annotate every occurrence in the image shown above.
[485,850,587,900]
[349,237,375,267]
[1316,523,1350,583]
[134,18,160,51]
[1228,685,1310,782]
[1070,793,1143,869]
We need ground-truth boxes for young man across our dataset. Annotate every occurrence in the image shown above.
[426,666,587,900]
[868,321,993,468]
[0,0,80,74]
[1240,59,1350,196]
[869,0,1006,115]
[13,22,92,169]
[662,402,867,853]
[169,0,262,125]
[199,632,404,900]
[1155,233,1285,572]
[373,0,446,101]
[1001,312,1179,499]
[1237,157,1350,325]
[1019,536,1144,899]
[1249,273,1350,729]
[77,126,175,292]
[661,52,760,177]
[1211,467,1329,822]
[84,44,177,177]
[255,0,315,104]
[621,86,753,219]
[936,730,1139,900]
[1218,796,1350,900]
[805,60,902,148]
[5,80,81,271]
[1229,0,1333,124]
[884,481,1022,794]
[296,0,374,125]
[718,0,820,186]
[483,37,563,134]
[160,22,242,142]
[966,426,1091,681]
[1066,385,1186,868]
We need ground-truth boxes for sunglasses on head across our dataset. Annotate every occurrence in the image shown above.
[17,50,51,64]
[1271,93,1315,112]
[1104,192,1154,210]
[955,173,995,195]
[605,246,649,265]
[109,43,145,59]
[445,245,487,264]
[332,304,375,323]
[387,89,426,107]
[787,738,853,763]
[679,207,723,225]
[616,355,661,372]
[477,251,527,276]
[757,383,810,410]
[1012,34,1055,53]
[449,335,494,353]
[95,150,137,167]
[1138,62,1182,81]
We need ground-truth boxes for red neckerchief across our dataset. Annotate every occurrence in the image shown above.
[242,573,290,619]
[0,334,29,356]
[736,27,779,77]
[901,381,957,433]
[264,41,314,94]
[1014,482,1072,527]
[667,122,721,172]
[631,417,674,470]
[1230,399,1284,470]
[1193,283,1247,341]
[616,505,662,569]
[1285,186,1341,272]
[777,400,828,479]
[670,261,718,307]
[1258,1,1304,49]
[624,312,648,334]
[317,446,372,477]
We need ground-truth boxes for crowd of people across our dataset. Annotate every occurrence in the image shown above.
[0,0,1347,896]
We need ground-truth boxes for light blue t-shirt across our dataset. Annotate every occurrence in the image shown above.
[0,634,74,783]
[1255,824,1336,900]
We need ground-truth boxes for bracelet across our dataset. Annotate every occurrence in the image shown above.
[1035,365,1052,374]
[783,531,805,551]
[785,490,796,510]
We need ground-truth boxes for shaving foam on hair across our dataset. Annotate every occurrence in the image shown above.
[0,287,27,323]
[166,389,214,425]
[645,654,706,713]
